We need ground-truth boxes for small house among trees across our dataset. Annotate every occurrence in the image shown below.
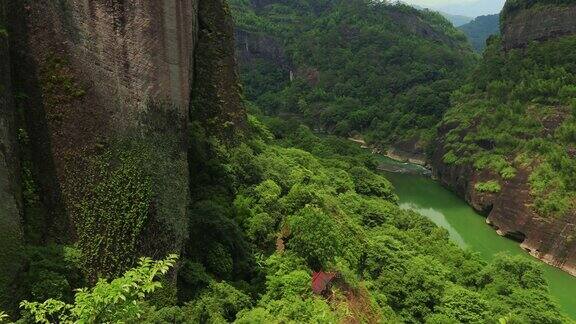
[311,271,337,295]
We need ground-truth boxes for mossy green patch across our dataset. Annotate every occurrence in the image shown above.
[77,141,153,281]
[39,54,85,111]
[0,209,23,313]
[191,0,247,142]
[76,101,190,281]
[17,128,49,244]
[474,181,502,193]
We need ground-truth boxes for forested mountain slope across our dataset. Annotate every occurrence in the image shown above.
[459,14,500,52]
[231,0,476,155]
[0,0,571,322]
[433,1,576,276]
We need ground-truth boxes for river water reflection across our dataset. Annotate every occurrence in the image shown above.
[378,156,576,319]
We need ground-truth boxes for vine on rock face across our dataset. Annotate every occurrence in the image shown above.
[77,143,153,281]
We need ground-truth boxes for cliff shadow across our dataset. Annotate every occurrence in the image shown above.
[7,0,69,244]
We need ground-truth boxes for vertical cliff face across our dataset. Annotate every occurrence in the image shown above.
[502,4,576,50]
[48,0,196,118]
[0,0,23,309]
[192,0,247,137]
[432,130,576,276]
[5,0,199,279]
[0,0,246,298]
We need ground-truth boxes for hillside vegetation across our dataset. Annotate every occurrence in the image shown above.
[459,14,500,52]
[9,118,569,323]
[410,5,472,26]
[232,0,476,151]
[439,35,576,217]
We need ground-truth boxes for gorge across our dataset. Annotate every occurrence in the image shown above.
[233,0,576,278]
[0,0,574,322]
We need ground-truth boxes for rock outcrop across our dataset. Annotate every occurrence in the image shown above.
[432,124,576,276]
[1,0,246,305]
[235,29,292,73]
[502,3,576,50]
[6,0,198,273]
[431,1,576,277]
[192,0,248,137]
[487,170,576,276]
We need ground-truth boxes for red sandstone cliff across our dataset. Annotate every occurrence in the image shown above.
[0,0,247,303]
[5,0,199,260]
[432,123,576,276]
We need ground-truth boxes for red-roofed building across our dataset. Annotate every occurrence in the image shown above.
[312,271,336,295]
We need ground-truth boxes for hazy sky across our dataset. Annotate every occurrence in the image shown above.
[402,0,506,16]
[404,0,477,5]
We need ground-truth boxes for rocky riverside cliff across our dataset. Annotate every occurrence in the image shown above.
[432,124,576,276]
[0,0,246,309]
[432,1,576,276]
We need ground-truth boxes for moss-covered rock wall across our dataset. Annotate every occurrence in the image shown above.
[0,0,248,305]
[502,2,576,49]
[191,0,248,139]
[11,0,199,278]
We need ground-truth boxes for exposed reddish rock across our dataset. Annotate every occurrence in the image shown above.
[297,67,320,86]
[487,169,576,276]
[431,3,576,277]
[432,124,576,276]
[2,0,247,281]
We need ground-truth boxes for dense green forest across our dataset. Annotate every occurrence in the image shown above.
[232,0,477,151]
[5,118,568,323]
[3,0,576,322]
[459,14,500,52]
[439,35,576,217]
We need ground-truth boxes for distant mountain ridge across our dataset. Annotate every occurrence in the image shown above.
[411,4,473,26]
[443,13,473,26]
[459,14,500,52]
[434,0,505,17]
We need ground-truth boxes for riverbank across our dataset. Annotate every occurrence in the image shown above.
[347,137,428,167]
[381,160,576,319]
[348,137,576,278]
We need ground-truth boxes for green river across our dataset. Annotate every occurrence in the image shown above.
[378,156,576,319]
